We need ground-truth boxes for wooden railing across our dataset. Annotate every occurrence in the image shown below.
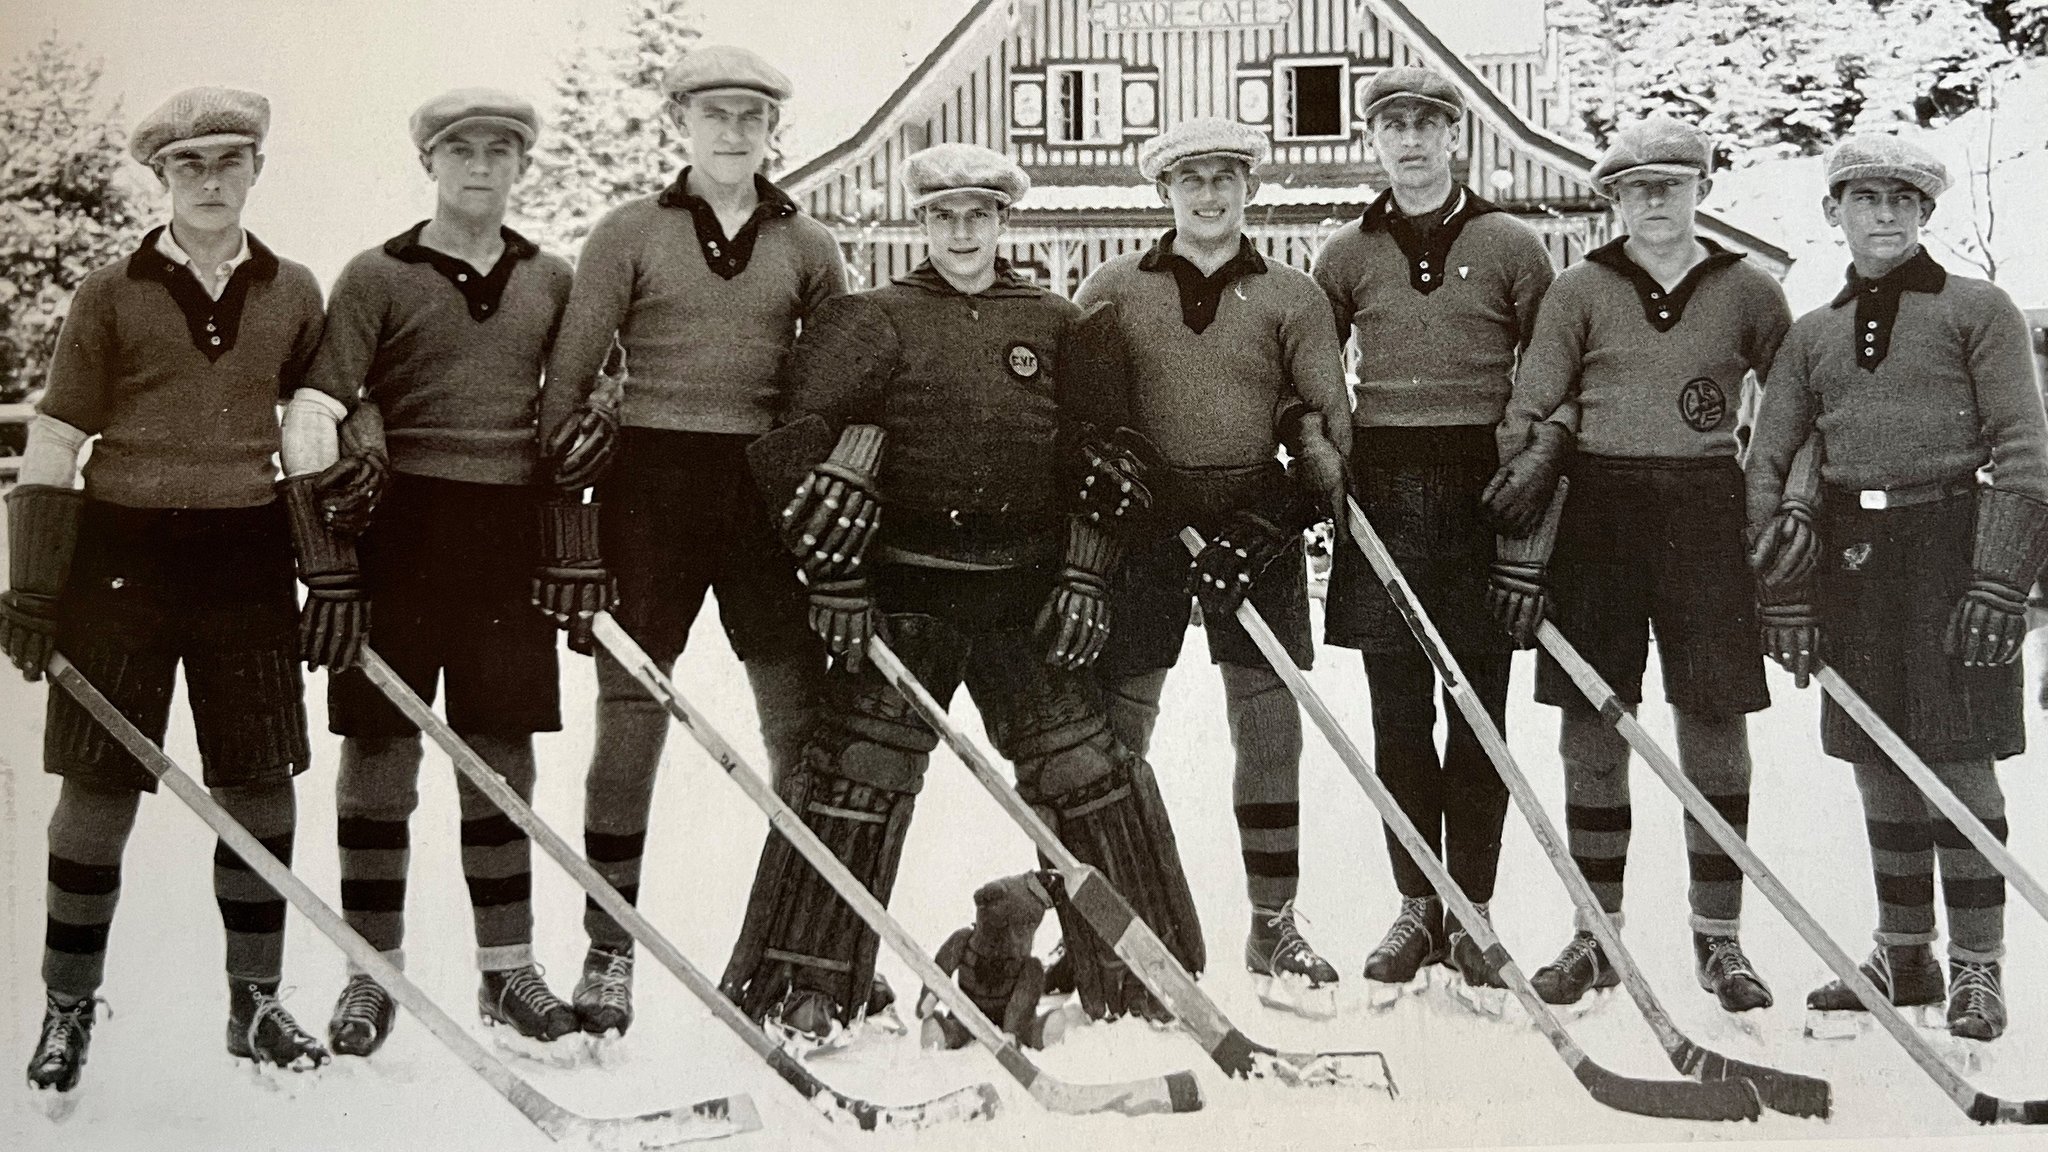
[0,401,33,483]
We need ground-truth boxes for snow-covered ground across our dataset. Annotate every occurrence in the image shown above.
[3,530,2048,1152]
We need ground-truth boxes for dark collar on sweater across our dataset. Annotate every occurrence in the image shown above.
[895,258,1045,299]
[383,222,538,323]
[127,225,280,362]
[1829,247,1945,373]
[1357,184,1502,296]
[657,167,798,281]
[1136,231,1267,334]
[1585,235,1745,333]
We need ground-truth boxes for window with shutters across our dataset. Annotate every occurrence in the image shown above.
[1048,64,1123,145]
[1275,59,1349,142]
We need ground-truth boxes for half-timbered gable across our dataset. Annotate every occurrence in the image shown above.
[785,0,1790,294]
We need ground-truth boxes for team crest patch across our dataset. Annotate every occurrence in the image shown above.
[1841,542,1872,571]
[1678,377,1726,432]
[1006,343,1041,379]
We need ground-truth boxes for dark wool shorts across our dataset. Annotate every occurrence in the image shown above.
[1818,488,2024,764]
[1098,460,1314,678]
[46,500,308,793]
[1535,454,1767,715]
[600,428,816,664]
[327,473,562,737]
[1327,424,1508,659]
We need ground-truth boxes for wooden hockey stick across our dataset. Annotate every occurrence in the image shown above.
[1547,627,2048,1123]
[590,614,1203,1118]
[860,636,1396,1093]
[1184,529,1761,1121]
[1815,664,2048,923]
[1345,498,1783,1121]
[49,653,759,1150]
[357,648,1000,1133]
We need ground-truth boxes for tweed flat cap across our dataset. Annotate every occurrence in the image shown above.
[1138,117,1270,182]
[1825,133,1950,200]
[902,142,1030,210]
[131,87,269,164]
[411,88,540,153]
[1590,115,1713,193]
[662,44,792,103]
[1361,67,1464,123]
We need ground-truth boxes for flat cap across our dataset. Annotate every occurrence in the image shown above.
[662,44,792,103]
[1138,117,1270,182]
[1360,67,1463,123]
[1824,132,1950,201]
[1590,114,1712,193]
[131,86,269,165]
[902,142,1030,210]
[411,88,540,153]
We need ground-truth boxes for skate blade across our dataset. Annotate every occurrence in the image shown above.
[1251,1047,1398,1096]
[1803,1002,1942,1041]
[1935,1032,1995,1073]
[1252,972,1339,1020]
[1546,985,1618,1024]
[236,1053,326,1096]
[1364,968,1431,1013]
[30,1084,82,1123]
[1446,979,1510,1019]
[481,1017,588,1070]
[581,1030,630,1068]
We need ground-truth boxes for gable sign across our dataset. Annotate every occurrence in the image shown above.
[1088,1,1297,32]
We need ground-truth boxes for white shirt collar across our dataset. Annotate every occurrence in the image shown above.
[155,226,251,300]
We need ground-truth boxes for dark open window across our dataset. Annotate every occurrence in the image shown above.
[1278,60,1347,141]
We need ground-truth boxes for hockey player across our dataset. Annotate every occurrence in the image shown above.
[1076,117,1350,1009]
[5,88,340,1093]
[1495,116,1790,1012]
[1748,135,2048,1042]
[308,90,579,1057]
[723,142,1203,1041]
[534,46,846,1037]
[1312,68,1554,994]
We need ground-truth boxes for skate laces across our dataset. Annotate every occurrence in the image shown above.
[1705,937,1759,983]
[334,975,388,1026]
[1553,932,1605,976]
[1951,961,2003,1019]
[498,965,564,1016]
[1372,896,1435,957]
[244,985,317,1053]
[1257,901,1318,967]
[589,952,632,1012]
[35,995,103,1061]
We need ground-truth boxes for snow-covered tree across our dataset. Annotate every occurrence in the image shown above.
[513,0,704,254]
[0,35,144,405]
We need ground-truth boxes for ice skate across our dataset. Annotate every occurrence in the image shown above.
[803,975,909,1060]
[1804,943,1945,1039]
[1694,933,1772,1014]
[1444,904,1509,1018]
[1362,895,1444,1010]
[328,974,398,1058]
[227,981,330,1078]
[1946,959,2005,1043]
[572,944,634,1040]
[27,992,103,1118]
[1530,931,1619,1013]
[478,965,579,1066]
[1246,902,1339,1020]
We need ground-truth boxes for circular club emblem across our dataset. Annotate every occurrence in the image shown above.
[1006,343,1041,379]
[1678,376,1727,432]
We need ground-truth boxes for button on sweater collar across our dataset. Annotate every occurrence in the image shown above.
[1585,235,1744,333]
[383,221,539,322]
[1829,246,1946,372]
[1357,184,1502,295]
[1137,230,1266,334]
[127,224,280,361]
[658,166,798,281]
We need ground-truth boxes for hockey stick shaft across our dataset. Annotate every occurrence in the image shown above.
[48,654,757,1148]
[356,647,998,1133]
[863,630,1394,1091]
[1344,499,1769,1092]
[1180,530,1756,1121]
[1814,664,2048,923]
[589,613,1201,1118]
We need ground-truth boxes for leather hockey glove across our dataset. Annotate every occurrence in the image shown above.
[533,497,616,656]
[1759,597,1819,690]
[1746,433,1822,591]
[1284,411,1348,540]
[314,402,389,540]
[1487,478,1568,649]
[1073,427,1157,528]
[781,424,886,583]
[1190,509,1297,623]
[808,575,886,672]
[1482,420,1570,537]
[1947,488,2048,668]
[543,340,628,493]
[1037,517,1118,670]
[280,472,370,671]
[0,485,86,681]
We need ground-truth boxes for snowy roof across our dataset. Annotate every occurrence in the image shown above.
[1420,0,1546,59]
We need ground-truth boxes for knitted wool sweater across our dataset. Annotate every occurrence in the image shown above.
[39,227,329,509]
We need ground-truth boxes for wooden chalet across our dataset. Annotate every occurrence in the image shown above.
[781,0,1791,294]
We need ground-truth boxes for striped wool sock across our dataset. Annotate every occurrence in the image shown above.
[459,733,539,971]
[42,779,144,1001]
[212,780,296,984]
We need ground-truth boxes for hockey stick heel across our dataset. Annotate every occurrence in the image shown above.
[1577,1061,1761,1122]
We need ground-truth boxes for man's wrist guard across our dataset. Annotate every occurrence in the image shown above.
[5,484,86,603]
[537,496,605,577]
[1060,515,1121,589]
[279,472,362,589]
[1970,488,2048,609]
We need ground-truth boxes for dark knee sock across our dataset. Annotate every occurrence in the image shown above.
[336,735,423,962]
[744,650,822,787]
[1442,650,1510,902]
[459,732,538,971]
[1930,757,2007,962]
[1674,710,1751,934]
[1362,648,1443,900]
[583,653,669,952]
[43,779,144,1001]
[1561,703,1631,927]
[1222,663,1302,912]
[1852,759,1938,948]
[213,780,296,985]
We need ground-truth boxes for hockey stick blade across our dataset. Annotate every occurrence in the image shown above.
[1182,529,1756,1122]
[1343,503,1782,1120]
[864,633,1396,1094]
[49,654,759,1149]
[357,647,999,1134]
[1536,623,1833,1119]
[589,614,1202,1119]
